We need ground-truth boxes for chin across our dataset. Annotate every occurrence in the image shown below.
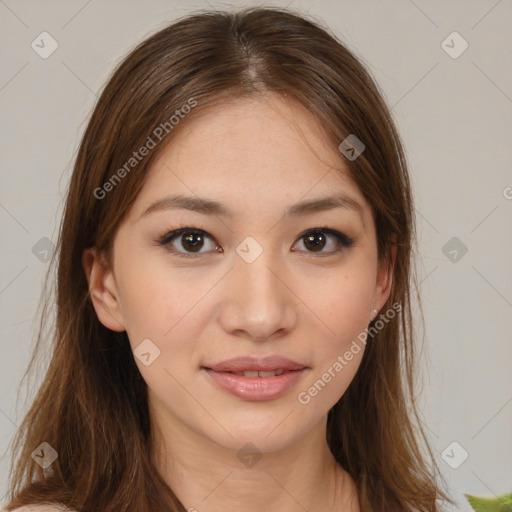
[204,414,311,454]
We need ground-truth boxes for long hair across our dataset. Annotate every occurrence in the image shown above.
[5,7,451,511]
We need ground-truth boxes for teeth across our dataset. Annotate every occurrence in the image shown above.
[259,370,284,377]
[232,370,286,377]
[241,371,259,378]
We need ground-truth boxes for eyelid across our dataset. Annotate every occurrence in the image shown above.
[157,227,212,246]
[295,227,355,248]
[157,227,221,258]
[155,225,355,258]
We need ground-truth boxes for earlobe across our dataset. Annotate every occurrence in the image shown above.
[82,247,126,332]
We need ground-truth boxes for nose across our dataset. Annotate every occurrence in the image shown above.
[216,248,298,342]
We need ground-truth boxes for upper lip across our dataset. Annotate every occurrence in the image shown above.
[203,356,306,372]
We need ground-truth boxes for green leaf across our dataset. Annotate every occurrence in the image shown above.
[465,493,512,512]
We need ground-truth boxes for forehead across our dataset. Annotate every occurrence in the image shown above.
[127,94,370,221]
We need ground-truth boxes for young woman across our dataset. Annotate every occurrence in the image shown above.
[4,6,452,512]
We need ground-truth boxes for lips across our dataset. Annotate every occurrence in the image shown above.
[202,356,308,401]
[203,355,306,373]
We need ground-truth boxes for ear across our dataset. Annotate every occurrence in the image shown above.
[82,247,126,332]
[372,243,397,317]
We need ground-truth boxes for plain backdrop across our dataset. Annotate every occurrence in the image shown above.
[1,1,511,510]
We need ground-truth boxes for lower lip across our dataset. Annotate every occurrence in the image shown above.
[203,368,306,401]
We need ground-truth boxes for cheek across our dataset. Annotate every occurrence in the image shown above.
[315,276,373,337]
[114,258,207,403]
[301,256,377,344]
[294,254,376,406]
[113,251,225,402]
[115,249,211,344]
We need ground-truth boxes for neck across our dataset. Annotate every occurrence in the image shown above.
[149,409,359,512]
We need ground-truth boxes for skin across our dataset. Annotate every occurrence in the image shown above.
[83,93,394,512]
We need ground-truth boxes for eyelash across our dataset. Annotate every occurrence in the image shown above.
[155,224,356,259]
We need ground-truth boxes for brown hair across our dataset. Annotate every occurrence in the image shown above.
[5,6,451,511]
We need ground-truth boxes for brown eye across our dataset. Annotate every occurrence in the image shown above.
[303,232,327,252]
[293,228,355,254]
[181,231,205,252]
[158,228,221,257]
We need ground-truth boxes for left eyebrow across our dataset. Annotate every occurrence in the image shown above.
[284,194,363,218]
[139,193,364,220]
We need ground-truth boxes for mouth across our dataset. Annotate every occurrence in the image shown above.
[203,355,307,373]
[222,369,288,377]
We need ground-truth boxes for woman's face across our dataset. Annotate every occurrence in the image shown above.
[85,94,392,454]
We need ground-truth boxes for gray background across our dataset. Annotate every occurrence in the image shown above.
[1,1,511,510]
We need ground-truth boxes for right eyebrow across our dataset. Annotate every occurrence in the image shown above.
[139,195,232,219]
